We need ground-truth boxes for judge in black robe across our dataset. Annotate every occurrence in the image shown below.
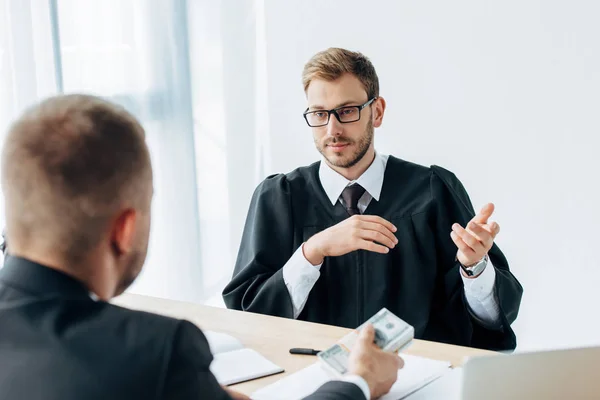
[223,48,522,351]
[223,157,522,351]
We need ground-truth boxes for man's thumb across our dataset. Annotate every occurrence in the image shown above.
[358,324,375,343]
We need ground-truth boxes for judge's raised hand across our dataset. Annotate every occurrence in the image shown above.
[450,203,501,268]
[303,215,398,266]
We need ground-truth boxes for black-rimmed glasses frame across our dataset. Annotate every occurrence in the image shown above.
[303,97,377,127]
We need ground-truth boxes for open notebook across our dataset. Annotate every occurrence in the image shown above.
[252,354,451,400]
[205,331,284,386]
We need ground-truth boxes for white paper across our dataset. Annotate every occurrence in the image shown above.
[404,367,462,400]
[252,354,451,400]
[379,355,451,400]
[252,363,330,400]
[204,330,244,355]
[204,331,284,385]
[210,348,285,386]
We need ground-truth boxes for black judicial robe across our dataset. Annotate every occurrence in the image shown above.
[222,156,523,351]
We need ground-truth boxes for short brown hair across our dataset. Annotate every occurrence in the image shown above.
[302,48,380,99]
[1,94,152,262]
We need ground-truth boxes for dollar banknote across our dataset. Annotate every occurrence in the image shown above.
[317,308,414,376]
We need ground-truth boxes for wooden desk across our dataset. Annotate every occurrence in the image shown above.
[113,293,495,396]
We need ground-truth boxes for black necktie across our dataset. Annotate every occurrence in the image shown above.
[341,184,366,216]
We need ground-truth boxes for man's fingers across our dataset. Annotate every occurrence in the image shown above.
[381,353,404,374]
[360,240,390,254]
[222,387,251,400]
[397,355,405,370]
[452,224,485,254]
[360,221,398,247]
[466,222,494,249]
[361,230,396,249]
[389,354,404,370]
[471,221,500,239]
[489,221,500,236]
[472,203,495,224]
[357,215,397,233]
[450,231,478,259]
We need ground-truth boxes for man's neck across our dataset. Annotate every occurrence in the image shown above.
[326,148,376,181]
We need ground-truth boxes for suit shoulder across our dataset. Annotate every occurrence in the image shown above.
[101,302,211,361]
[100,304,214,395]
[100,302,200,343]
[386,156,463,189]
[427,165,475,217]
[430,164,460,183]
[429,164,470,198]
[285,161,319,182]
[387,155,432,177]
[98,303,211,348]
[254,162,319,196]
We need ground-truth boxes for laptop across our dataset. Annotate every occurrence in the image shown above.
[461,346,600,399]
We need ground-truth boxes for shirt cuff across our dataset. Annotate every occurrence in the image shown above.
[341,375,370,400]
[460,258,502,328]
[460,257,497,300]
[282,243,322,318]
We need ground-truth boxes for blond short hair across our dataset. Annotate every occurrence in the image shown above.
[302,48,379,99]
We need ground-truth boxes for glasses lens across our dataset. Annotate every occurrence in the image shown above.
[337,107,360,123]
[306,111,328,126]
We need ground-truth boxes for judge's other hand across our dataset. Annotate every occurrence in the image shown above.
[302,215,398,265]
[348,324,404,399]
[450,203,501,268]
[222,386,251,400]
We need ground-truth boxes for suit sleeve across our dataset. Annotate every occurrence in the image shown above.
[222,174,296,318]
[303,381,367,400]
[428,166,523,351]
[161,320,232,400]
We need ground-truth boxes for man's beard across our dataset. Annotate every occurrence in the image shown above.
[115,250,144,296]
[316,119,374,168]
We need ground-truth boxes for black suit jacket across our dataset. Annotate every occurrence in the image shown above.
[0,256,365,400]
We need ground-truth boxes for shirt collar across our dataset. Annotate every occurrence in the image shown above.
[0,255,93,300]
[319,152,389,206]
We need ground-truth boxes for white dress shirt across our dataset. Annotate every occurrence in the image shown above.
[282,152,502,328]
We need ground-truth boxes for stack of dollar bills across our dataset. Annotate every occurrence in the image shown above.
[317,308,414,376]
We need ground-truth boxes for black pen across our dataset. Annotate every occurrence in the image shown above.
[289,348,321,356]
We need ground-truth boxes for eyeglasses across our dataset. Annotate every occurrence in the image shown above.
[303,98,377,127]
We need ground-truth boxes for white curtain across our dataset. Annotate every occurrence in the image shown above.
[0,0,269,305]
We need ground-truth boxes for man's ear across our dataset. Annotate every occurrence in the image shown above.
[373,96,386,128]
[111,209,137,256]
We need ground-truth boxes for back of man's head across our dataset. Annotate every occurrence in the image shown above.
[1,94,152,279]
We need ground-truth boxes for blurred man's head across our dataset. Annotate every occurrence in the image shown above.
[1,94,153,299]
[302,48,386,178]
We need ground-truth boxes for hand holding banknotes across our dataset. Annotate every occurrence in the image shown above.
[318,309,413,398]
[348,324,404,399]
[222,386,250,400]
[303,215,398,265]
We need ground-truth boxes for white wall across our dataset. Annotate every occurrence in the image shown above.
[259,0,600,351]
